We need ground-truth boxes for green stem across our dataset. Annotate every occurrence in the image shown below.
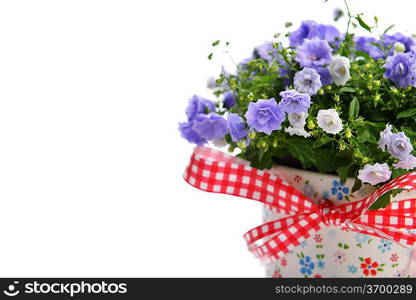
[343,0,352,36]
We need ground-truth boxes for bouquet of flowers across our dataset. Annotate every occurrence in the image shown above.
[179,3,416,210]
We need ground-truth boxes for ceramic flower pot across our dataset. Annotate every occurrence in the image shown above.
[263,165,416,278]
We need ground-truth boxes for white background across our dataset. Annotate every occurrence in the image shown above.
[0,0,414,277]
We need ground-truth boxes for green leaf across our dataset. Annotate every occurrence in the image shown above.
[339,87,356,93]
[212,40,220,46]
[368,110,387,121]
[369,191,392,210]
[258,147,265,162]
[401,127,416,139]
[243,148,272,170]
[383,24,395,35]
[351,177,362,193]
[392,168,408,178]
[357,127,371,143]
[286,137,316,167]
[354,14,372,33]
[397,108,416,119]
[208,53,213,60]
[336,165,350,184]
[349,97,360,121]
[316,149,337,173]
[354,50,371,60]
[313,135,332,148]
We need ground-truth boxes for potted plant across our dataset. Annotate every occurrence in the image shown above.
[179,2,416,277]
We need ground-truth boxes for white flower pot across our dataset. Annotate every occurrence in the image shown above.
[263,165,416,278]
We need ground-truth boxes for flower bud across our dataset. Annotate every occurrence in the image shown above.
[248,131,256,139]
[345,128,352,138]
[390,87,399,95]
[307,119,315,130]
[318,88,324,95]
[339,142,346,150]
[368,74,373,79]
[237,140,247,149]
[257,140,268,151]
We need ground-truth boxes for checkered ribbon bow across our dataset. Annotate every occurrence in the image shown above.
[184,146,416,263]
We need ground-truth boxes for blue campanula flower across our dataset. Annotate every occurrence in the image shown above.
[178,121,207,145]
[223,91,236,109]
[358,163,391,185]
[384,52,416,89]
[354,36,385,60]
[290,20,319,47]
[245,98,285,135]
[192,113,228,141]
[316,24,342,47]
[185,95,216,121]
[312,66,333,85]
[386,132,413,160]
[227,113,249,142]
[393,154,416,170]
[289,20,342,47]
[383,32,416,54]
[379,125,414,160]
[295,38,333,68]
[294,67,322,96]
[378,124,393,151]
[279,90,311,114]
[254,41,289,77]
[255,41,278,62]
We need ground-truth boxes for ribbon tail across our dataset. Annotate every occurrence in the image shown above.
[184,146,317,215]
[246,213,323,263]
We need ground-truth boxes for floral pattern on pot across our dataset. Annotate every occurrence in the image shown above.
[264,164,415,278]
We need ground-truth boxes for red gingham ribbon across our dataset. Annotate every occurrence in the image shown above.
[183,146,416,263]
